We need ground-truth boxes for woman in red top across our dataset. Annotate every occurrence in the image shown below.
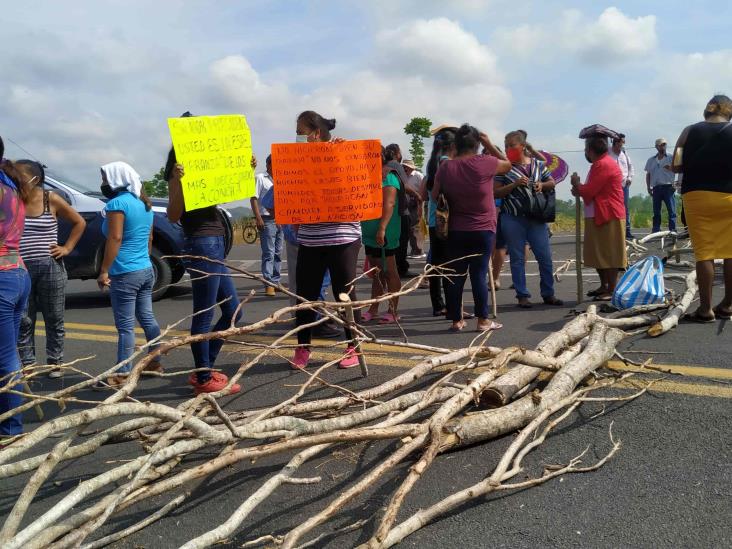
[571,136,628,301]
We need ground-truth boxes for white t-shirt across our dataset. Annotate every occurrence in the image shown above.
[254,172,274,217]
[406,170,423,192]
[608,149,634,187]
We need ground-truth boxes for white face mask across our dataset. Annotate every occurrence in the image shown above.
[295,134,309,143]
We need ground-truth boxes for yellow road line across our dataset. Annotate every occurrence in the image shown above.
[33,329,732,399]
[616,379,732,399]
[606,360,732,380]
[42,322,439,356]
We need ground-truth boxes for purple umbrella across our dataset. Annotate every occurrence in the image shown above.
[538,151,569,183]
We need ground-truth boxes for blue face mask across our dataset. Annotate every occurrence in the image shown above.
[295,134,309,143]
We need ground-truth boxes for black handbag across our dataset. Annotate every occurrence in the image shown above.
[527,187,556,223]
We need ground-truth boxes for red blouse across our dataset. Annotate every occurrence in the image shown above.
[578,153,625,226]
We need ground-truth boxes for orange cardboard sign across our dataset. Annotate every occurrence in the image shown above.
[271,140,383,225]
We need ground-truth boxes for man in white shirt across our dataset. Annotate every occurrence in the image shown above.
[644,138,677,234]
[608,134,635,239]
[402,159,425,258]
[251,155,283,296]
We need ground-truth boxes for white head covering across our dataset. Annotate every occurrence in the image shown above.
[101,161,142,198]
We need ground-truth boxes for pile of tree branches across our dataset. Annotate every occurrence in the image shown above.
[0,240,698,548]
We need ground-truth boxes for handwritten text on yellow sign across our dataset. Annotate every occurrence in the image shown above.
[168,115,255,211]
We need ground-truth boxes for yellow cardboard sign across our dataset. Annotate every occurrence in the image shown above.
[167,114,255,211]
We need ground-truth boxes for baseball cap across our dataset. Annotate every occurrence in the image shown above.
[655,138,667,146]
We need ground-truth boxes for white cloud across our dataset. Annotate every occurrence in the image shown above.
[574,7,657,62]
[375,18,500,84]
[0,13,512,183]
[495,7,657,66]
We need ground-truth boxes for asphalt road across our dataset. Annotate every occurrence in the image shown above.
[1,235,730,548]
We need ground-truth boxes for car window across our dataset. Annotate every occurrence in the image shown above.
[46,170,103,197]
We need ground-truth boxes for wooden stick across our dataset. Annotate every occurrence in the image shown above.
[22,382,44,421]
[575,195,583,304]
[488,257,498,319]
[339,293,368,377]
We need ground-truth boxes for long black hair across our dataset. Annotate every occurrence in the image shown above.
[455,124,480,155]
[15,159,45,187]
[164,111,193,182]
[425,129,456,192]
[297,110,336,142]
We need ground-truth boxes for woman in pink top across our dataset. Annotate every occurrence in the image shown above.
[432,124,511,331]
[0,137,34,438]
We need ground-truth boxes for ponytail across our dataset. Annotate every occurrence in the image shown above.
[1,159,32,204]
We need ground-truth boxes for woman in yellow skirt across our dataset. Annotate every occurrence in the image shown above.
[672,94,732,321]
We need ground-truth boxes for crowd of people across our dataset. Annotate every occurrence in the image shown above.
[2,94,732,438]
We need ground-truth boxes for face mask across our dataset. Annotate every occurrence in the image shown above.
[100,184,116,199]
[506,146,523,163]
[295,134,309,143]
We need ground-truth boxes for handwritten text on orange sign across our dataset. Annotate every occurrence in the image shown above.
[271,140,383,224]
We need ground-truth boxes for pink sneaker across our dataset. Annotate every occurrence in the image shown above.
[292,346,311,369]
[339,345,360,369]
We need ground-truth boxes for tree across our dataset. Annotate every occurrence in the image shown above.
[403,117,432,170]
[142,167,168,198]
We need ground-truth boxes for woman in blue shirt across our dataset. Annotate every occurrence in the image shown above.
[421,129,456,316]
[97,161,162,387]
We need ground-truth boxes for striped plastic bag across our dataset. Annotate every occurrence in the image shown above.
[611,256,666,310]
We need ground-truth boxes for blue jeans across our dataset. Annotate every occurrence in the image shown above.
[445,230,494,321]
[109,267,161,373]
[623,185,632,236]
[185,236,241,382]
[0,268,31,436]
[501,214,555,300]
[652,185,677,233]
[259,218,283,285]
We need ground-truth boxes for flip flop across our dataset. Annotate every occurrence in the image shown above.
[713,306,732,320]
[361,311,376,323]
[379,313,401,324]
[449,321,466,332]
[477,320,503,332]
[586,288,606,297]
[683,311,716,323]
[592,294,612,302]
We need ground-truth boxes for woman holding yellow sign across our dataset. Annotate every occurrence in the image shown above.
[165,113,248,395]
[291,110,361,370]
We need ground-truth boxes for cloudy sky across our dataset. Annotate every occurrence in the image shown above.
[2,0,730,199]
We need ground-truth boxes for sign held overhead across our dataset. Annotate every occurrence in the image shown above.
[168,114,255,211]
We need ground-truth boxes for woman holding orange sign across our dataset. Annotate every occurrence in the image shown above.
[291,110,361,370]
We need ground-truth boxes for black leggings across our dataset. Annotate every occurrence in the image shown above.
[295,240,361,345]
[428,227,448,312]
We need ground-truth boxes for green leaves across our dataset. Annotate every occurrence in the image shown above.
[142,167,168,198]
[404,117,432,170]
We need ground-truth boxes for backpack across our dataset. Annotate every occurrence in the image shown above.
[385,161,409,217]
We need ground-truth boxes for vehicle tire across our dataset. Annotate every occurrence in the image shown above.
[243,225,258,244]
[150,247,173,301]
